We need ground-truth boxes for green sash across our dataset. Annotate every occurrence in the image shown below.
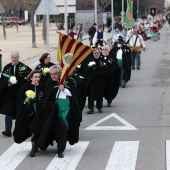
[57,98,70,129]
[117,59,123,64]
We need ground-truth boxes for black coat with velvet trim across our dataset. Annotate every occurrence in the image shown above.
[110,43,131,82]
[101,53,120,100]
[0,62,32,118]
[85,57,107,100]
[13,83,44,143]
[36,79,81,149]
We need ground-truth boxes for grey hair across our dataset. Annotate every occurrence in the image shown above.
[11,51,19,57]
[102,45,110,51]
[50,64,62,72]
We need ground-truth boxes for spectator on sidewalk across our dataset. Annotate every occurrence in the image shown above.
[69,28,77,39]
[88,23,97,46]
[107,16,112,32]
[92,25,107,47]
[114,19,123,32]
[77,24,85,42]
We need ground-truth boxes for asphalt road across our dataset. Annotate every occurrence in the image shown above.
[0,23,170,170]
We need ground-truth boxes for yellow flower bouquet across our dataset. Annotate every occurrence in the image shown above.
[42,68,50,76]
[24,90,36,113]
[25,90,36,99]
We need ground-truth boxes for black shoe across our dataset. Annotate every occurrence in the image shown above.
[131,67,135,70]
[137,67,140,70]
[98,109,103,113]
[30,150,35,157]
[40,146,47,151]
[107,101,112,107]
[87,109,94,114]
[34,148,38,152]
[58,152,64,158]
[2,131,12,137]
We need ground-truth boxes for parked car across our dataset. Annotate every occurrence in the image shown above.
[6,17,27,25]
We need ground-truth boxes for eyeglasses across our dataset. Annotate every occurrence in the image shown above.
[93,53,99,54]
[102,49,108,51]
[50,72,61,76]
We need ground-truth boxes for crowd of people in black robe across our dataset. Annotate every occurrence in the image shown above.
[0,35,132,158]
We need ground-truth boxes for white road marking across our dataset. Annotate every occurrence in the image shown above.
[166,140,170,169]
[46,141,89,170]
[0,142,31,170]
[105,141,139,170]
[85,113,137,130]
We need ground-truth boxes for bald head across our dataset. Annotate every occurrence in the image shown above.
[11,51,19,65]
[101,45,110,56]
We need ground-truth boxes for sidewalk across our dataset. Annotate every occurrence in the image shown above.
[0,23,113,69]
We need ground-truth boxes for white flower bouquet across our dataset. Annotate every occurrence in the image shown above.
[8,76,17,86]
[88,61,96,69]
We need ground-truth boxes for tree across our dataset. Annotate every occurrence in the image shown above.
[21,0,41,48]
[0,0,12,39]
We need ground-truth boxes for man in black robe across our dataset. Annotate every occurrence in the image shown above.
[101,45,120,107]
[110,36,132,88]
[36,65,81,158]
[85,48,107,114]
[0,51,32,137]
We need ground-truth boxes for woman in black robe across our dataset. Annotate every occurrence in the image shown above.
[35,53,55,84]
[13,70,44,157]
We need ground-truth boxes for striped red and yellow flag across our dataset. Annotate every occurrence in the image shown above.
[57,32,93,84]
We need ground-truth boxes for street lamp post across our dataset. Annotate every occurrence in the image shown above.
[111,0,114,33]
[137,0,139,19]
[46,0,49,52]
[64,0,68,35]
[122,0,124,25]
[94,0,97,25]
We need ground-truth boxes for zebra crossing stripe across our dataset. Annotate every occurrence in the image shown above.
[166,140,170,169]
[46,141,89,170]
[105,141,139,170]
[0,142,31,170]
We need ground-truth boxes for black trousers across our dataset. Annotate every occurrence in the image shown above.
[57,120,68,152]
[88,97,103,110]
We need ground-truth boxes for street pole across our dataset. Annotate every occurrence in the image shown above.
[46,0,49,53]
[137,0,139,19]
[94,0,97,25]
[122,0,124,25]
[64,0,68,35]
[111,0,114,33]
[131,0,133,24]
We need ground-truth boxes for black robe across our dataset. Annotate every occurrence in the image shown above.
[101,53,120,100]
[85,57,107,100]
[67,75,86,114]
[0,62,32,118]
[36,79,81,149]
[13,83,44,143]
[35,62,55,84]
[110,43,132,82]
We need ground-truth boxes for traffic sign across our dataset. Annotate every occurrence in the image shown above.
[0,2,5,14]
[35,0,60,15]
